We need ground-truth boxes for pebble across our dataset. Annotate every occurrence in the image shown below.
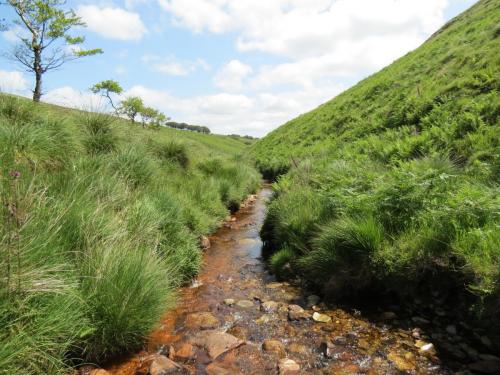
[278,358,300,374]
[288,305,310,321]
[261,301,279,313]
[223,299,235,306]
[236,300,254,308]
[312,312,331,323]
[262,340,286,358]
[185,312,220,330]
[149,355,182,375]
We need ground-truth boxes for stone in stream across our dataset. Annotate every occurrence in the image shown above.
[320,340,335,358]
[200,235,211,249]
[174,343,196,362]
[191,331,244,360]
[185,312,220,330]
[149,355,184,375]
[255,314,273,324]
[223,298,235,306]
[312,312,331,323]
[288,304,311,321]
[261,301,279,313]
[278,358,300,374]
[387,351,416,372]
[288,343,309,356]
[236,300,254,308]
[262,339,286,358]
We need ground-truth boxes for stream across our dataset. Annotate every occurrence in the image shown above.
[96,187,486,375]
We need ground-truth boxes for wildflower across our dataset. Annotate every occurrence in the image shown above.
[9,171,21,179]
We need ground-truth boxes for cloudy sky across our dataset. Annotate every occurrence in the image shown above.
[0,0,477,136]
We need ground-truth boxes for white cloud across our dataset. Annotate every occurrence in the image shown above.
[0,70,29,93]
[142,55,210,76]
[214,60,253,92]
[44,87,106,110]
[77,5,148,41]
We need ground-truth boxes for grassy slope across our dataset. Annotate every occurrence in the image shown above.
[253,0,499,177]
[0,94,260,373]
[252,0,499,329]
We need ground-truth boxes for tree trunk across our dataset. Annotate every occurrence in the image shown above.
[33,70,42,102]
[32,48,42,102]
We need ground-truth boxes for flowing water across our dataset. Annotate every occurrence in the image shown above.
[99,187,478,375]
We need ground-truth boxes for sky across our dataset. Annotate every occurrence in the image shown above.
[0,0,478,136]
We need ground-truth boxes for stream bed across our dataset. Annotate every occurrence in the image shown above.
[95,187,493,375]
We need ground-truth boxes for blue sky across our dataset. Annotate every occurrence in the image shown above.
[0,0,478,136]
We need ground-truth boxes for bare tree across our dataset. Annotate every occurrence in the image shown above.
[2,0,103,102]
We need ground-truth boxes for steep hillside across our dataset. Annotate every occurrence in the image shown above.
[253,0,499,179]
[253,0,500,335]
[0,94,260,373]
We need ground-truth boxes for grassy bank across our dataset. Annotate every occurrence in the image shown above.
[253,0,499,331]
[0,94,260,373]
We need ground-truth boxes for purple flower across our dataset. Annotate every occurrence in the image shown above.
[9,171,21,179]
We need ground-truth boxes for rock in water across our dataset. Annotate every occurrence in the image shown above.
[185,312,220,330]
[200,235,211,249]
[261,301,279,313]
[149,355,183,375]
[278,358,300,374]
[236,300,254,308]
[312,312,332,323]
[262,339,286,358]
[288,305,311,321]
[191,331,244,360]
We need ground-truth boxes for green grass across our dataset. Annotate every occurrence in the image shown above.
[0,94,260,373]
[254,0,500,328]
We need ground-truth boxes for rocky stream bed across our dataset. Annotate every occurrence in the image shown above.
[82,188,499,375]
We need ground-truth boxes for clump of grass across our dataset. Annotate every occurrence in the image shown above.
[151,140,189,168]
[269,246,295,279]
[80,112,117,155]
[111,147,153,188]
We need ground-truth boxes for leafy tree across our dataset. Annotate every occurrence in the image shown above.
[139,106,159,128]
[2,0,103,102]
[90,80,123,112]
[119,96,144,124]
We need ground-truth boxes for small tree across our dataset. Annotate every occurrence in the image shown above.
[139,106,159,128]
[119,96,143,124]
[3,0,103,102]
[90,80,123,112]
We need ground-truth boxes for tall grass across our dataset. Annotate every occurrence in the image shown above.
[0,95,260,373]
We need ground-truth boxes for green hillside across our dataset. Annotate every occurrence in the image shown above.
[253,0,499,329]
[0,94,260,373]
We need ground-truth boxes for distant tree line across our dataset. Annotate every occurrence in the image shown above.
[165,122,211,134]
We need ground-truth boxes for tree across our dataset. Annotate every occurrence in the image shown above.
[119,96,144,124]
[91,80,123,112]
[3,0,103,102]
[139,106,159,128]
